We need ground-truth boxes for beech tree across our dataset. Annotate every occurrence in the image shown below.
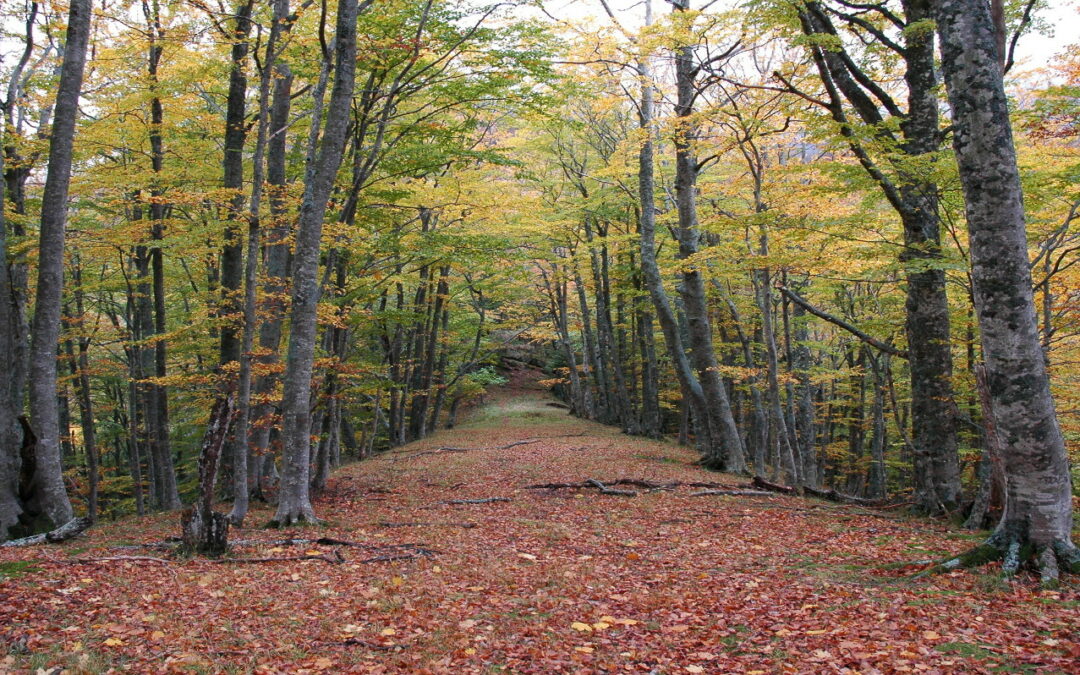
[25,0,93,530]
[931,0,1078,582]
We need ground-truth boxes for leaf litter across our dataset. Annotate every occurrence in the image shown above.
[1,371,1077,673]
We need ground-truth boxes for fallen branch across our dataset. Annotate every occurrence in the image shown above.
[586,479,637,497]
[524,478,740,491]
[751,476,795,494]
[691,489,773,497]
[386,439,540,462]
[1,516,92,548]
[215,550,346,565]
[376,521,476,529]
[440,497,511,505]
[229,537,431,553]
[54,555,172,565]
[750,476,883,506]
[325,638,397,651]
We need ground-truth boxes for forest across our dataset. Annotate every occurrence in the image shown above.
[0,0,1078,670]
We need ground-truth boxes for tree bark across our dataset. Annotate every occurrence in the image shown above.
[671,29,746,472]
[26,0,93,529]
[933,0,1078,581]
[270,0,361,526]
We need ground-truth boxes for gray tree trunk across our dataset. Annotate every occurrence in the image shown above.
[270,0,360,526]
[26,0,93,528]
[934,0,1078,581]
[0,109,22,540]
[671,33,746,472]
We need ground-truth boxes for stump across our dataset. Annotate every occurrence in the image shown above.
[181,506,230,557]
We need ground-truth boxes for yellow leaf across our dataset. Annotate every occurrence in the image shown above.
[80,578,93,583]
[150,631,165,641]
[571,622,593,632]
[464,648,476,655]
[922,630,941,640]
[591,622,611,631]
[616,618,639,626]
[305,550,322,556]
[806,629,828,635]
[668,625,690,633]
[103,638,124,647]
[313,657,333,670]
[687,667,704,674]
[598,615,617,624]
[380,628,396,636]
[575,646,594,653]
[390,576,404,587]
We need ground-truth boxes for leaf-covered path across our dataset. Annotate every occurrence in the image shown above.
[2,366,1078,673]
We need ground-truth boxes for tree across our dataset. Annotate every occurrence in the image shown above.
[269,0,364,526]
[932,0,1078,583]
[26,0,93,530]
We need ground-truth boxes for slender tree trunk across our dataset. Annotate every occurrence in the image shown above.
[145,0,180,510]
[671,31,745,472]
[635,3,713,455]
[26,0,92,528]
[217,0,254,486]
[934,0,1078,580]
[248,0,296,499]
[0,100,24,539]
[270,0,360,526]
[228,0,289,526]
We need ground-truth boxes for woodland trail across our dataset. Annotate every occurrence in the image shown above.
[1,366,1078,674]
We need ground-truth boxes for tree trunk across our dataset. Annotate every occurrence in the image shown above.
[26,0,93,529]
[270,0,360,527]
[635,3,713,456]
[933,0,1078,582]
[181,392,235,557]
[1,96,24,540]
[671,34,746,472]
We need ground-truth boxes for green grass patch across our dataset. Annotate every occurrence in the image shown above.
[0,560,39,581]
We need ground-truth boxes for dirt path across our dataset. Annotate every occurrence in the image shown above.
[2,368,1078,673]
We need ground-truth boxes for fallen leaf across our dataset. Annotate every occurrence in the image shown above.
[571,622,593,632]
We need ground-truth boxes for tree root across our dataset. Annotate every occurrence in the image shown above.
[265,512,324,529]
[916,535,1080,586]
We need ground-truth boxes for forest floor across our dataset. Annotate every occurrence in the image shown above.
[2,366,1078,674]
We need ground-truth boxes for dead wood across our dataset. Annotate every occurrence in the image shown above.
[586,479,637,497]
[326,638,397,651]
[376,521,476,529]
[749,476,884,506]
[1,516,93,548]
[440,497,511,505]
[54,555,172,565]
[751,476,795,494]
[385,439,539,462]
[215,550,346,564]
[524,478,739,491]
[690,489,774,497]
